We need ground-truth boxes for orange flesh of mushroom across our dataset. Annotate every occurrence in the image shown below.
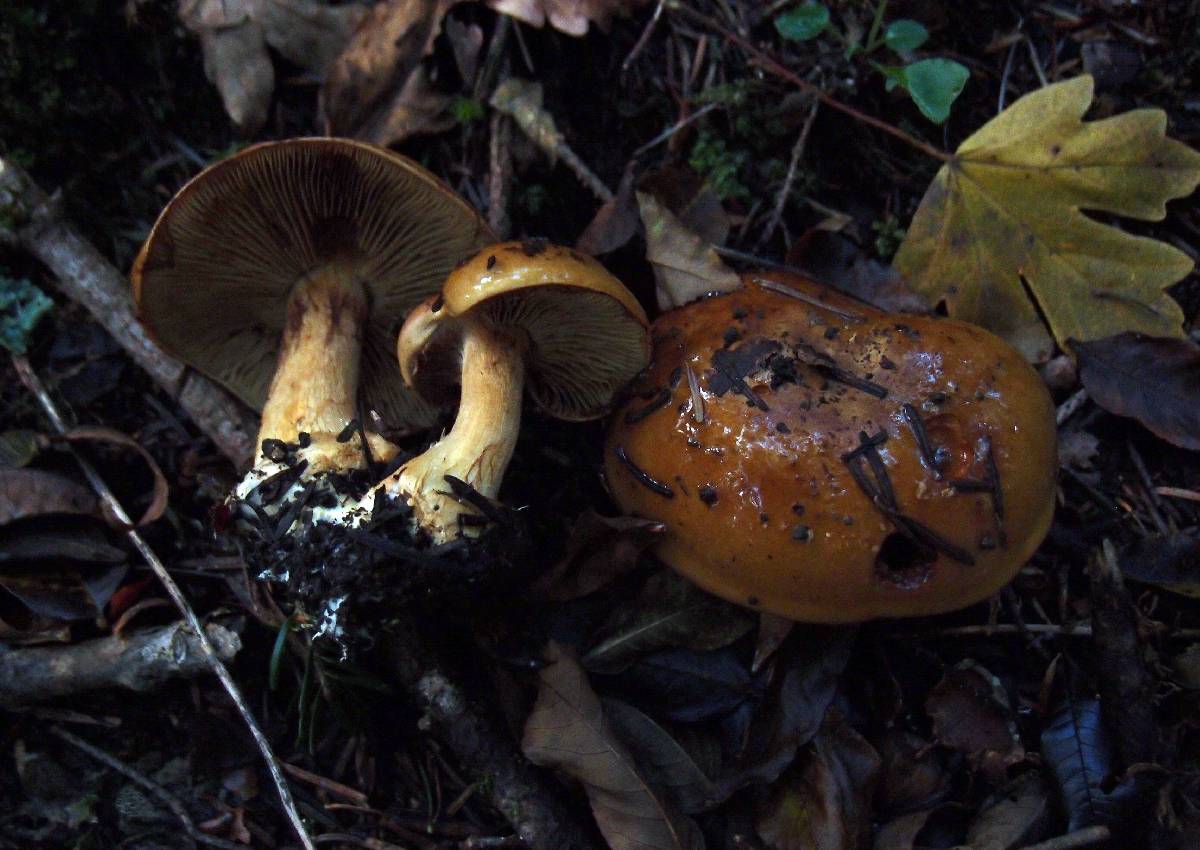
[604,271,1057,623]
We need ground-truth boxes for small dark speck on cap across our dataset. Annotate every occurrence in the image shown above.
[792,525,812,541]
[776,422,790,434]
[824,326,839,340]
[698,485,719,506]
[486,255,496,269]
[760,512,770,524]
[792,503,805,516]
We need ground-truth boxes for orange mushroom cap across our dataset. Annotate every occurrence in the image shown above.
[604,271,1057,623]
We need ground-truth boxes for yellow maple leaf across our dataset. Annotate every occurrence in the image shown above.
[894,76,1200,361]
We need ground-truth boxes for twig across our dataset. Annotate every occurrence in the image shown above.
[666,3,952,163]
[50,726,245,850]
[1056,387,1088,426]
[281,761,369,807]
[632,102,718,158]
[490,78,613,203]
[931,621,1200,639]
[12,355,315,850]
[1088,540,1159,766]
[622,0,666,72]
[0,156,256,469]
[0,621,240,707]
[488,110,513,239]
[383,617,603,850]
[757,94,820,249]
[1018,825,1111,850]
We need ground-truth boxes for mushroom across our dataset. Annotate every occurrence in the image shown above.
[604,271,1057,622]
[351,241,650,543]
[132,138,492,511]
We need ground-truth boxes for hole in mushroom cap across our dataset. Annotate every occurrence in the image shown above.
[875,532,936,589]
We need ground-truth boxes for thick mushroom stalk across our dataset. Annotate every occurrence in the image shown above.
[347,241,651,545]
[233,266,398,505]
[367,302,527,541]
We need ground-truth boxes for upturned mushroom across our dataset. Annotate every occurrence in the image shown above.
[346,241,650,543]
[605,271,1056,622]
[132,138,492,513]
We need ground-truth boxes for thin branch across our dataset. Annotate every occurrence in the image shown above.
[665,3,952,163]
[0,620,240,707]
[1019,826,1111,850]
[13,355,315,850]
[0,156,256,468]
[757,94,820,248]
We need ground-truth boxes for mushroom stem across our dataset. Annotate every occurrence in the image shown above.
[259,265,367,446]
[377,318,525,542]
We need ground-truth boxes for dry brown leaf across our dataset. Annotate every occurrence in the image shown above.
[638,191,740,310]
[487,0,650,36]
[926,661,1024,775]
[321,0,460,141]
[522,643,706,850]
[531,510,665,602]
[755,714,881,850]
[362,65,457,145]
[895,75,1200,361]
[751,613,795,674]
[179,0,364,134]
[0,469,98,526]
[1073,332,1200,451]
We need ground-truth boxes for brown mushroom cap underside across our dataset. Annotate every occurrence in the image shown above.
[133,138,494,433]
[605,271,1057,623]
[420,241,650,420]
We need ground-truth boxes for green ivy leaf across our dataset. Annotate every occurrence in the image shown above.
[884,19,928,52]
[775,4,830,42]
[900,58,969,124]
[0,276,52,355]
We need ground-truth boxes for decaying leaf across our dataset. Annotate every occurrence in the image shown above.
[714,626,856,802]
[487,0,650,36]
[531,510,665,602]
[321,0,460,142]
[603,698,719,813]
[180,0,365,134]
[755,714,881,850]
[610,646,759,723]
[522,644,706,850]
[583,569,756,674]
[895,75,1200,361]
[1118,534,1200,599]
[875,728,950,815]
[639,191,741,310]
[577,165,639,256]
[1073,332,1200,451]
[0,430,43,469]
[1040,698,1139,831]
[925,660,1023,773]
[0,469,98,526]
[964,772,1051,850]
[752,613,796,674]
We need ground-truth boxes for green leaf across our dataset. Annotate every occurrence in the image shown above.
[0,276,52,354]
[875,63,907,92]
[884,19,928,52]
[901,58,969,124]
[774,4,830,42]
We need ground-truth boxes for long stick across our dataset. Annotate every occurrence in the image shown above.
[13,354,315,850]
[0,157,256,468]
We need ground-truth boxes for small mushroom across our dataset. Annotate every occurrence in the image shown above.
[604,271,1057,622]
[132,138,492,509]
[353,241,650,542]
